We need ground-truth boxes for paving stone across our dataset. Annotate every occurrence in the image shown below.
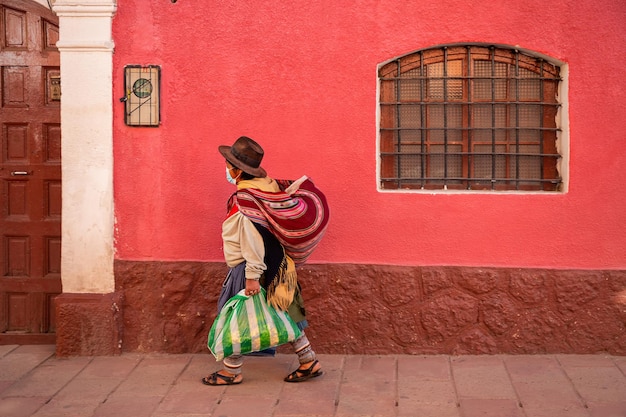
[558,355,617,368]
[92,395,162,417]
[505,355,585,410]
[334,396,398,417]
[513,379,586,410]
[77,354,142,379]
[0,345,55,382]
[521,402,590,417]
[343,355,396,379]
[211,395,277,417]
[1,356,90,398]
[0,345,18,358]
[273,390,337,416]
[397,403,461,417]
[562,363,626,403]
[0,380,13,395]
[504,355,562,377]
[152,414,212,417]
[398,355,451,381]
[335,378,397,417]
[111,355,191,397]
[451,356,517,399]
[12,345,56,355]
[0,396,48,417]
[52,377,121,403]
[587,401,626,417]
[339,375,395,400]
[398,379,458,407]
[156,388,220,414]
[613,356,626,374]
[459,398,525,417]
[31,397,101,417]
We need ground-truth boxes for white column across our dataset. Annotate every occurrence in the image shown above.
[52,0,117,293]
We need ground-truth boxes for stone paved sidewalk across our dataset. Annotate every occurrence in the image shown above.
[0,345,625,417]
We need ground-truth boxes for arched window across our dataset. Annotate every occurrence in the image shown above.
[379,45,562,191]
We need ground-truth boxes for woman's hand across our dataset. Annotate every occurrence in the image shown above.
[245,279,261,296]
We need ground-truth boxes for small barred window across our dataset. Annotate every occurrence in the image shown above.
[379,45,562,191]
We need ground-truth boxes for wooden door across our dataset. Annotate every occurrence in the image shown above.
[0,0,61,344]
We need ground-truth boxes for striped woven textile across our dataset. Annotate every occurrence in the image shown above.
[232,177,330,266]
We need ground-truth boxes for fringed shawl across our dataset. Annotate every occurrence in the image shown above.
[228,176,330,266]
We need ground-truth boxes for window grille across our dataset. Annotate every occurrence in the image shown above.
[379,45,562,191]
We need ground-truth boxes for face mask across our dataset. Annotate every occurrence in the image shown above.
[226,167,239,184]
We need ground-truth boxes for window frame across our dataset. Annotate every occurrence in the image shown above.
[378,44,565,193]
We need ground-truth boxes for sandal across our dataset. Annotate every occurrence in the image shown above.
[284,360,323,383]
[201,371,242,386]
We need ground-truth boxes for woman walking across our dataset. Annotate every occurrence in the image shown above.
[203,136,329,386]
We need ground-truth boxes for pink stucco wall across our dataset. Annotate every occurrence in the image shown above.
[112,0,626,270]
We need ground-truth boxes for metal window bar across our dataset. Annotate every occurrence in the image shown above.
[537,59,544,184]
[514,50,521,189]
[466,46,473,190]
[380,99,559,106]
[381,151,560,157]
[490,46,497,190]
[443,47,449,188]
[379,175,559,185]
[420,51,426,189]
[395,59,401,189]
[381,126,560,133]
[381,75,560,82]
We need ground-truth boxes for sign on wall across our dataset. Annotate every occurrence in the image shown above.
[122,65,161,126]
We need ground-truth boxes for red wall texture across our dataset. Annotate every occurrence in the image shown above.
[106,1,626,355]
[112,0,625,270]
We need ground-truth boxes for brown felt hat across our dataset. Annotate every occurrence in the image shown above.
[218,136,267,178]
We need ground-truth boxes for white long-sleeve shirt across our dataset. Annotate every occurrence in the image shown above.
[221,176,281,280]
[222,211,266,280]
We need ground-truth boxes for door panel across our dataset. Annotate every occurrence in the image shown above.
[0,0,61,344]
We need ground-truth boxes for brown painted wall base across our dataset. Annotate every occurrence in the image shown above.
[55,292,124,357]
[112,261,626,356]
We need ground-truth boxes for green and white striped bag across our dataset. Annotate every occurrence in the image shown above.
[207,288,301,361]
